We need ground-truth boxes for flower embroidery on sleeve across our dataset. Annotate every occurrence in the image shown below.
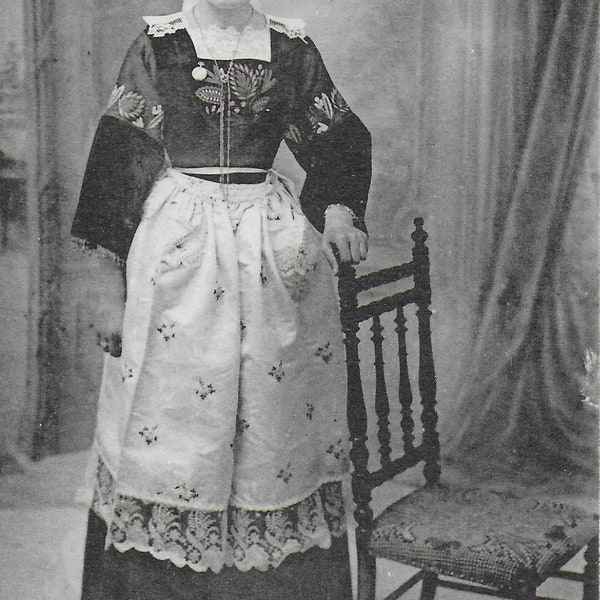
[214,286,225,300]
[308,87,350,135]
[107,85,146,128]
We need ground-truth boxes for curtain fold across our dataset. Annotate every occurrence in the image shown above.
[443,0,598,477]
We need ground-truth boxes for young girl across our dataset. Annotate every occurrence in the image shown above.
[73,1,371,597]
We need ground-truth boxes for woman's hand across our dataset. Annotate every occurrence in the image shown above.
[322,204,368,274]
[94,261,126,357]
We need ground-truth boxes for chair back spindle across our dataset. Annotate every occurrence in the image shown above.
[395,306,415,454]
[371,314,393,470]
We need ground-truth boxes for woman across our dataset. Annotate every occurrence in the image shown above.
[72,0,371,598]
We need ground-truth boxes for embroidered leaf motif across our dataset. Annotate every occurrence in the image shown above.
[309,87,351,135]
[285,124,303,145]
[205,64,226,85]
[196,86,223,105]
[250,96,270,115]
[148,105,164,129]
[260,67,277,93]
[230,63,261,100]
[107,85,125,109]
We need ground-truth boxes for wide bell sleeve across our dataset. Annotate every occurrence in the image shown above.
[71,31,167,263]
[283,37,372,232]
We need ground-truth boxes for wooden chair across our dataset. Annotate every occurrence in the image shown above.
[338,218,599,600]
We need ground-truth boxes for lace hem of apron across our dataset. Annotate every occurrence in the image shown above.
[91,455,347,573]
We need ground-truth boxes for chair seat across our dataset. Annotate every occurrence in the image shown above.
[370,484,598,591]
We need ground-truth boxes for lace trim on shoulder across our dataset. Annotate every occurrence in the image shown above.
[143,13,186,38]
[91,455,346,573]
[266,15,308,42]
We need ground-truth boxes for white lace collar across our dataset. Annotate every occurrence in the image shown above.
[143,12,307,62]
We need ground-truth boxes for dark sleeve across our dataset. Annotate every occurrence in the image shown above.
[283,37,372,232]
[71,32,167,263]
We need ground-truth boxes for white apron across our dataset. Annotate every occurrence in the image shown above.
[91,168,350,573]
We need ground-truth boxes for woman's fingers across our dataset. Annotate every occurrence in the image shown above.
[322,242,339,274]
[326,228,369,265]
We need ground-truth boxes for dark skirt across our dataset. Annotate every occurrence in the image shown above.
[81,511,353,600]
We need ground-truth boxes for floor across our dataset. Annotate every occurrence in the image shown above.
[0,450,593,600]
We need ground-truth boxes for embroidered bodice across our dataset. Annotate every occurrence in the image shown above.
[72,13,372,261]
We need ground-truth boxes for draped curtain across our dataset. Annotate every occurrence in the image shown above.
[439,0,598,477]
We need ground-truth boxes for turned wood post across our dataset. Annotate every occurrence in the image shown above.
[411,218,441,486]
[338,262,376,599]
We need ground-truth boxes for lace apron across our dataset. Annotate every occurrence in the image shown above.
[90,168,350,573]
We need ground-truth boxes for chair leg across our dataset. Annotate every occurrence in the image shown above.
[583,537,599,600]
[513,582,537,600]
[356,550,376,600]
[419,572,438,600]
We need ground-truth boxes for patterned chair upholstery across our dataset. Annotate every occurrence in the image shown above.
[372,485,598,593]
[338,219,599,600]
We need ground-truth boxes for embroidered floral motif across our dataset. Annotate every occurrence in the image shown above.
[326,439,344,460]
[236,419,250,436]
[157,322,176,341]
[315,342,333,364]
[213,286,225,300]
[268,361,286,382]
[149,105,165,129]
[195,63,276,118]
[139,426,159,445]
[309,88,350,135]
[306,403,315,420]
[260,266,268,284]
[284,123,304,146]
[175,483,200,502]
[107,85,147,128]
[195,378,216,400]
[277,463,293,483]
[121,366,134,383]
[240,320,247,332]
[91,456,345,573]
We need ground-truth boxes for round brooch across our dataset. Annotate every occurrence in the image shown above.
[192,62,208,81]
